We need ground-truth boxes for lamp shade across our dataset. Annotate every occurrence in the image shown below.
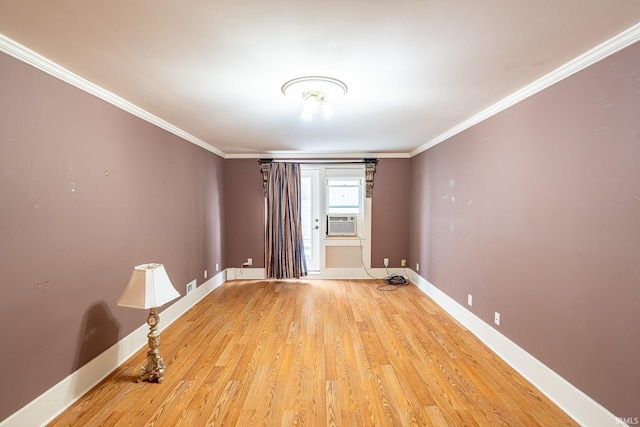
[117,263,180,309]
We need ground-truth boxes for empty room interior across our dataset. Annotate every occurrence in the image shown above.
[1,2,639,426]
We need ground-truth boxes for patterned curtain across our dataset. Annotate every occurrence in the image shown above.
[265,162,307,279]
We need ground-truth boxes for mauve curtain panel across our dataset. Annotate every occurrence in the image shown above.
[265,162,307,279]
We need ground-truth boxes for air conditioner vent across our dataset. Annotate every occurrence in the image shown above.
[327,215,357,236]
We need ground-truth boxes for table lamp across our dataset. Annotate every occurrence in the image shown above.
[117,263,180,383]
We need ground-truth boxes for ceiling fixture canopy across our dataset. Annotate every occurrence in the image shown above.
[282,76,347,121]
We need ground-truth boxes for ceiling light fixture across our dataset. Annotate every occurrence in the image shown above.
[282,76,347,121]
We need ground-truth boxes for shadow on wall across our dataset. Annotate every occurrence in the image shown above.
[73,302,120,395]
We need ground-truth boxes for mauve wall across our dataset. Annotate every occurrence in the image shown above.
[371,159,411,267]
[223,159,412,270]
[224,159,265,268]
[0,51,225,421]
[409,41,640,417]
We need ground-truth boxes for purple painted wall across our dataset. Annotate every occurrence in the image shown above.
[371,159,411,267]
[2,27,638,424]
[222,159,412,270]
[409,41,640,418]
[0,51,225,421]
[224,159,266,268]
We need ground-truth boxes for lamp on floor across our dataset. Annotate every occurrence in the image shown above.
[117,263,180,383]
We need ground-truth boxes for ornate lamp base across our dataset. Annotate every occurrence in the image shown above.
[137,308,166,383]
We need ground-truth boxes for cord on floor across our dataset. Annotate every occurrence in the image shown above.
[358,238,409,291]
[377,271,409,291]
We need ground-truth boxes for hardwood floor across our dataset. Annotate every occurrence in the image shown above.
[49,279,577,426]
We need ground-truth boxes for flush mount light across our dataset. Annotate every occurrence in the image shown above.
[282,76,347,121]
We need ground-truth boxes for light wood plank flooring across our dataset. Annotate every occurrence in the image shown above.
[49,279,577,426]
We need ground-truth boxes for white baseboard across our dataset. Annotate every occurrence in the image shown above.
[4,269,621,427]
[225,267,409,280]
[226,267,266,280]
[0,270,226,427]
[309,267,408,280]
[407,270,624,427]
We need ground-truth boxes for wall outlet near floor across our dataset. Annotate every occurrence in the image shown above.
[247,258,253,266]
[383,258,389,267]
[494,312,501,326]
[416,263,420,272]
[468,294,473,306]
[216,263,219,271]
[401,259,406,267]
[186,280,196,294]
[204,270,207,279]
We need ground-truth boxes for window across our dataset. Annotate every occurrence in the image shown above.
[326,177,362,214]
[300,174,314,259]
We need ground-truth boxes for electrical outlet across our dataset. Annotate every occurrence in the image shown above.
[401,259,406,267]
[204,270,207,279]
[216,263,219,271]
[383,258,389,267]
[494,312,501,326]
[247,258,253,266]
[416,263,420,272]
[467,294,472,306]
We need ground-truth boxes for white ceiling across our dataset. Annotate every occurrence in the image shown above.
[1,1,639,158]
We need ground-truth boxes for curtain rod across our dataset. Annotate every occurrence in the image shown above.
[259,158,377,165]
[259,158,379,198]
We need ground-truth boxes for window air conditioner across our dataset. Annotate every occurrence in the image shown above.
[327,215,357,236]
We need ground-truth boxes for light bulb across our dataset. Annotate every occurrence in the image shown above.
[300,95,319,121]
[322,102,335,119]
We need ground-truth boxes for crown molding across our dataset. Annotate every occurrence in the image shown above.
[4,20,638,162]
[0,33,227,158]
[0,32,408,161]
[411,22,640,157]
